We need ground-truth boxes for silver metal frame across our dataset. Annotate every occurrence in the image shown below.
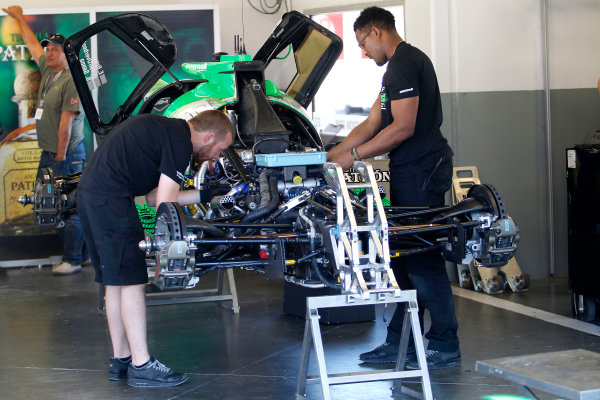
[0,255,62,269]
[296,291,433,400]
[323,161,398,295]
[145,268,240,313]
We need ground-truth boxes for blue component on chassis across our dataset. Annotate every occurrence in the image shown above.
[255,152,327,167]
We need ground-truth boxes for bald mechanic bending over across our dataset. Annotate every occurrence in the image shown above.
[77,111,233,387]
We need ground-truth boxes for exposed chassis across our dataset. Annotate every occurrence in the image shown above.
[137,160,519,296]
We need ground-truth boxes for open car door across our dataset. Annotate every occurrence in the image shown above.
[64,11,341,135]
[254,11,343,108]
[64,13,177,135]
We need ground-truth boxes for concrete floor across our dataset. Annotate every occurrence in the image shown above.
[0,265,599,400]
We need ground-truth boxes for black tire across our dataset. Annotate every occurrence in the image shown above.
[572,293,597,322]
[518,273,530,290]
[460,270,474,290]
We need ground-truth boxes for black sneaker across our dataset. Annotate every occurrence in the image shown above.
[406,349,461,370]
[108,356,131,381]
[359,342,416,364]
[127,357,188,388]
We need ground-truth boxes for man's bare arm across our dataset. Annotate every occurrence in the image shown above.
[55,111,78,161]
[146,178,201,208]
[153,174,181,208]
[328,96,418,169]
[355,96,418,160]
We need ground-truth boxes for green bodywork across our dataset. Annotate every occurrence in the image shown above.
[156,53,313,130]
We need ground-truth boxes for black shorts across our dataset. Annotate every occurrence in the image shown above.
[77,189,147,285]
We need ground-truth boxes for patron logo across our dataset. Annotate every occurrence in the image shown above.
[0,45,31,62]
[344,168,390,184]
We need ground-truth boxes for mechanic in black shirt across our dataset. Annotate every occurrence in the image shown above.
[77,111,233,387]
[327,6,460,370]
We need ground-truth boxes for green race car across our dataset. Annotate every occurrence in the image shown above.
[20,12,520,294]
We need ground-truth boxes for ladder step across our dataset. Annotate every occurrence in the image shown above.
[306,369,427,385]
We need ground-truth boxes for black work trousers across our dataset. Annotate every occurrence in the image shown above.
[386,154,459,353]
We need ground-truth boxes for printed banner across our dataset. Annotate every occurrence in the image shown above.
[0,8,215,244]
[0,13,89,237]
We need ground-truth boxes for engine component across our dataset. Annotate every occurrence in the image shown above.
[459,184,519,267]
[17,167,79,229]
[141,202,196,291]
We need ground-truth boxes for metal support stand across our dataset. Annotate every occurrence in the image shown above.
[296,290,433,400]
[98,269,240,313]
[146,269,240,312]
[0,256,62,270]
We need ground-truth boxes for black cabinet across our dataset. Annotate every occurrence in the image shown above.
[567,145,600,321]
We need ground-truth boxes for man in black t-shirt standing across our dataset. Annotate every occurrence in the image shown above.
[327,6,460,370]
[77,111,233,387]
[5,5,87,275]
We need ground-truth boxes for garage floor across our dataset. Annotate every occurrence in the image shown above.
[1,265,599,400]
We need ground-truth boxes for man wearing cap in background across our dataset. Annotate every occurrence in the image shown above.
[3,5,87,275]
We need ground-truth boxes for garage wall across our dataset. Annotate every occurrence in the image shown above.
[425,0,600,278]
[429,0,549,279]
[546,0,600,278]
[8,0,600,278]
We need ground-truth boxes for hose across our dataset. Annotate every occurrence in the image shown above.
[189,219,226,238]
[311,260,341,290]
[240,170,280,223]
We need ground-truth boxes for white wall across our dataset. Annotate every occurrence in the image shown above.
[427,0,600,93]
[430,0,545,93]
[548,0,600,89]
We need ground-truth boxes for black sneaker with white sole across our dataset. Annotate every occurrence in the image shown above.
[127,357,187,387]
[108,356,131,381]
[359,342,417,364]
[406,349,461,370]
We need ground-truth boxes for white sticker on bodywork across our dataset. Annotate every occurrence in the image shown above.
[141,30,153,41]
[81,42,107,90]
[567,149,576,169]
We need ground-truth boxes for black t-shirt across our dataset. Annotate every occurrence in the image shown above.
[381,42,451,171]
[79,114,193,198]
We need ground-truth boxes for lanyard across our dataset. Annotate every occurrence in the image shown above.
[39,69,64,108]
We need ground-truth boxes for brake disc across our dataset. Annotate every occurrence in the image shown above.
[155,202,184,242]
[154,202,187,273]
[467,184,507,219]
